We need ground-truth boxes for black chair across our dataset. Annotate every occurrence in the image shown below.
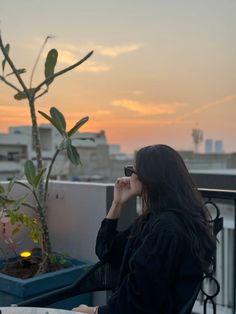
[179,211,223,314]
[17,261,119,307]
[17,214,223,313]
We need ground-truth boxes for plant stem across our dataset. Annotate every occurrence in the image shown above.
[0,33,54,261]
[29,98,43,172]
[33,190,52,255]
[43,149,60,205]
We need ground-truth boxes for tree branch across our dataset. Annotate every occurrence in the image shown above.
[22,202,38,212]
[0,75,22,93]
[0,33,30,98]
[34,50,93,94]
[35,88,48,100]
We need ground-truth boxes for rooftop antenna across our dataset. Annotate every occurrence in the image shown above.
[192,128,203,153]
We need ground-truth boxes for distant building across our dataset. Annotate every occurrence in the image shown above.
[215,140,223,153]
[205,139,213,153]
[0,125,133,183]
[179,150,236,171]
[0,125,69,180]
[109,144,121,156]
[204,138,224,154]
[1,125,232,182]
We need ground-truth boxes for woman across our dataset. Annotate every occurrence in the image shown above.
[73,144,216,314]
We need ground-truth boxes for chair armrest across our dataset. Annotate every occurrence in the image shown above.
[16,261,119,307]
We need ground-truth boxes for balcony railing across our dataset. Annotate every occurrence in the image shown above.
[194,188,236,314]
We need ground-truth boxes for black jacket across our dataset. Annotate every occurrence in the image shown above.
[96,210,203,314]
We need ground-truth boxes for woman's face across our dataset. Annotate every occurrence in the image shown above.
[130,171,143,196]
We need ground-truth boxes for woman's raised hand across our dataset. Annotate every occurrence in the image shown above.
[114,176,135,205]
[107,175,141,219]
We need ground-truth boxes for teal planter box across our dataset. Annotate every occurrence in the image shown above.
[0,258,93,310]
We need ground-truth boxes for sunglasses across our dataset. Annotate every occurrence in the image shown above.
[124,166,137,177]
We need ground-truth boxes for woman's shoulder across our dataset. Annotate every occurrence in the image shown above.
[138,210,187,257]
[148,209,186,237]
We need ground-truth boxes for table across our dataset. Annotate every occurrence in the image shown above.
[0,307,83,314]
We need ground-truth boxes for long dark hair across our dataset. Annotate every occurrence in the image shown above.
[135,144,216,273]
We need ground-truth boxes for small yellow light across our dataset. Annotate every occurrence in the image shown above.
[20,251,32,258]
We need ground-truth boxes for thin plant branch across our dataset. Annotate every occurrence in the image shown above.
[21,202,38,212]
[34,50,93,95]
[15,180,33,191]
[35,254,48,276]
[43,149,60,204]
[35,89,48,100]
[29,35,54,88]
[0,33,29,98]
[32,190,42,210]
[0,75,22,93]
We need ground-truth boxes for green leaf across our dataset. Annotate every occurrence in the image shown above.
[14,91,26,100]
[67,116,89,137]
[50,107,66,133]
[24,160,36,186]
[67,145,81,166]
[12,225,21,236]
[9,213,17,224]
[13,194,29,210]
[29,228,40,244]
[49,253,57,264]
[38,110,64,135]
[14,88,36,101]
[7,177,15,194]
[44,48,58,87]
[2,43,10,73]
[33,168,46,189]
[0,185,4,194]
[6,68,26,77]
[58,137,71,151]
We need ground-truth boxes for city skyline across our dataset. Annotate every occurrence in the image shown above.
[0,0,235,154]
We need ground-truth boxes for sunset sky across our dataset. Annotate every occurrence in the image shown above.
[0,0,235,153]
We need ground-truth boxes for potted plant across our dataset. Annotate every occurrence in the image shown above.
[0,31,94,308]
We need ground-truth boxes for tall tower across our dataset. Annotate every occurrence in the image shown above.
[192,128,203,153]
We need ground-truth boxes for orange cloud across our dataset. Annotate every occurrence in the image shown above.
[111,99,186,116]
[77,61,110,73]
[58,50,110,72]
[59,42,142,58]
[96,43,142,57]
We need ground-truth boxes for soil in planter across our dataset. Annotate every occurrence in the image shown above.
[0,256,64,279]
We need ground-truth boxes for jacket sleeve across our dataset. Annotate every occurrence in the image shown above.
[98,221,181,314]
[95,218,132,267]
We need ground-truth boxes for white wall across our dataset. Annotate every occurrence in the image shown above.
[46,181,109,262]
